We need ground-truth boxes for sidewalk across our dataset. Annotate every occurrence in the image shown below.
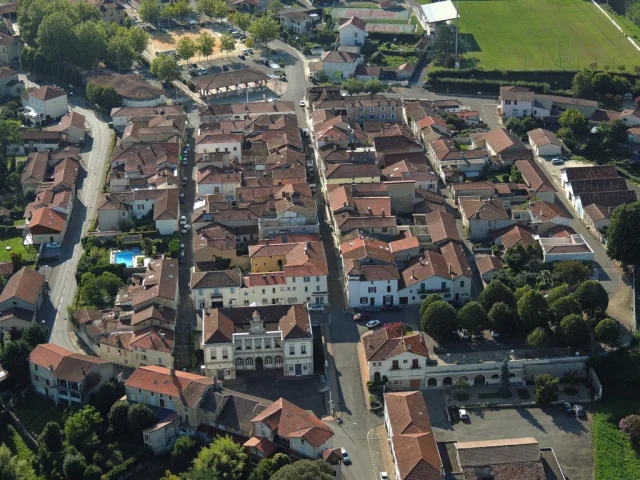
[375,424,396,480]
[443,384,591,408]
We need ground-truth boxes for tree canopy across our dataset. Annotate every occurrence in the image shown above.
[478,280,516,311]
[552,261,590,286]
[249,16,279,46]
[456,302,488,335]
[64,406,102,455]
[151,55,182,83]
[558,314,590,347]
[190,435,247,480]
[421,301,457,341]
[574,280,609,316]
[271,459,334,480]
[526,327,552,348]
[594,318,619,346]
[606,200,640,266]
[517,290,551,332]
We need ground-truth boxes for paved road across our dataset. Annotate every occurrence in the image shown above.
[39,99,112,352]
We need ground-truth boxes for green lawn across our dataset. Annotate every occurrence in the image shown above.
[591,390,640,480]
[458,0,640,70]
[0,235,36,263]
[13,395,67,435]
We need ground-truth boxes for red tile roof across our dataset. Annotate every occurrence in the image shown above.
[0,267,45,306]
[29,343,109,382]
[363,330,429,361]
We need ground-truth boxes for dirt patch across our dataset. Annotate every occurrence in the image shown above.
[148,26,243,60]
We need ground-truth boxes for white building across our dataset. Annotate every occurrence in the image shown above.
[97,189,179,235]
[22,86,68,126]
[384,391,444,480]
[364,329,431,389]
[317,51,362,81]
[499,86,534,118]
[201,305,314,381]
[417,0,458,35]
[528,128,563,157]
[195,132,243,163]
[536,234,595,263]
[338,16,367,47]
[246,397,334,459]
[191,270,243,309]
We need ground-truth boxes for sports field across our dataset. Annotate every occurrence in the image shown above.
[458,0,640,70]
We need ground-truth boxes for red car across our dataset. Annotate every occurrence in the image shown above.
[353,312,372,321]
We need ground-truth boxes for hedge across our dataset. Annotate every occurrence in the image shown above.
[367,31,420,44]
[425,76,553,94]
[0,225,19,238]
[101,457,137,480]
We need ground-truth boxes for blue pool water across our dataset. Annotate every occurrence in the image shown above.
[113,251,136,267]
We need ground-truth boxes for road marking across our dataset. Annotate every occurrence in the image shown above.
[367,428,380,480]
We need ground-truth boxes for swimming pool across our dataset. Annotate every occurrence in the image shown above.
[113,248,140,267]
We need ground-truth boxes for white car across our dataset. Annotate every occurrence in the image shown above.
[299,100,305,108]
[380,473,390,480]
[366,320,381,329]
[307,304,324,312]
[491,330,500,338]
[46,242,61,248]
[459,409,469,420]
[180,216,187,226]
[180,224,191,235]
[340,448,351,465]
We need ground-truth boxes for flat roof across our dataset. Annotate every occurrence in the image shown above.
[421,0,458,23]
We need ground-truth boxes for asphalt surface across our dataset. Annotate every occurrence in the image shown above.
[37,94,112,353]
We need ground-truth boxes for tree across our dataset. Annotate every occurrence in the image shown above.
[86,82,120,110]
[105,34,136,70]
[64,406,102,455]
[198,31,215,60]
[140,0,161,25]
[456,302,487,335]
[619,414,640,443]
[363,79,383,94]
[517,291,551,332]
[552,261,589,286]
[39,421,63,452]
[594,318,619,345]
[171,436,199,472]
[151,55,182,83]
[558,314,590,347]
[21,323,47,350]
[558,107,588,135]
[249,454,291,480]
[249,16,279,47]
[384,322,410,336]
[629,2,640,28]
[84,465,103,480]
[431,24,456,58]
[478,280,516,311]
[574,280,608,316]
[211,0,229,20]
[108,401,130,437]
[177,36,197,62]
[128,26,149,54]
[91,378,125,416]
[219,32,236,59]
[546,284,569,305]
[268,0,284,14]
[0,442,37,480]
[37,11,76,61]
[487,302,516,336]
[0,336,29,376]
[127,403,157,438]
[497,357,512,398]
[233,12,251,34]
[606,200,640,266]
[550,296,582,324]
[502,244,529,273]
[342,78,364,95]
[419,294,442,318]
[74,21,107,69]
[572,68,595,98]
[534,374,559,406]
[191,435,247,480]
[526,327,552,349]
[454,377,470,390]
[196,0,216,18]
[421,301,457,342]
[271,459,334,480]
[63,452,87,479]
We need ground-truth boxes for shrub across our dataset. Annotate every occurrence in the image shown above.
[619,415,640,442]
[453,392,469,401]
[594,318,619,345]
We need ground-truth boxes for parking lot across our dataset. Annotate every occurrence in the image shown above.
[424,392,592,480]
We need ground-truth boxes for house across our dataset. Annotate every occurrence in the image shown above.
[580,190,637,232]
[108,142,179,192]
[476,255,503,286]
[426,138,488,182]
[455,437,552,480]
[91,0,126,24]
[191,269,243,309]
[125,365,216,444]
[29,343,115,406]
[26,206,68,245]
[99,327,175,370]
[459,198,513,240]
[47,111,87,144]
[8,130,61,156]
[620,108,640,127]
[528,128,562,157]
[194,69,270,99]
[499,86,534,118]
[492,224,536,251]
[425,210,460,246]
[325,163,380,187]
[381,160,439,192]
[312,94,401,123]
[195,132,243,162]
[0,31,22,64]
[0,267,45,332]
[121,116,185,145]
[451,181,495,203]
[536,234,595,263]
[384,391,443,480]
[201,305,314,381]
[515,159,556,202]
[0,66,23,97]
[86,69,167,107]
[417,0,458,35]
[279,9,319,35]
[97,189,179,235]
[197,169,242,198]
[193,224,250,268]
[111,105,184,131]
[314,51,362,81]
[482,127,528,156]
[338,16,368,47]
[560,166,626,206]
[129,258,179,312]
[527,200,571,234]
[245,398,334,459]
[364,329,431,389]
[22,86,68,126]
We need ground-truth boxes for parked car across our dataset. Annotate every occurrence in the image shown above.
[179,193,185,203]
[181,176,188,186]
[573,405,585,418]
[381,305,401,312]
[340,448,351,465]
[180,216,187,226]
[179,250,185,264]
[239,54,246,60]
[247,48,254,55]
[491,330,500,339]
[307,303,324,312]
[563,401,573,414]
[222,65,230,72]
[380,473,389,480]
[551,157,565,166]
[180,224,191,235]
[365,320,381,329]
[46,242,61,248]
[353,312,371,321]
[459,409,469,421]
[190,63,198,69]
[459,330,471,340]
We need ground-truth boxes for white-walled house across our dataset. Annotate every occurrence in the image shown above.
[97,189,179,235]
[345,263,400,308]
[364,329,431,390]
[318,51,362,81]
[0,267,46,332]
[537,234,595,263]
[22,86,68,126]
[528,128,562,157]
[338,16,367,47]
[191,270,243,309]
[201,305,313,381]
[499,86,534,118]
[246,398,334,459]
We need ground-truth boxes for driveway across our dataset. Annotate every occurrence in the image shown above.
[427,404,592,480]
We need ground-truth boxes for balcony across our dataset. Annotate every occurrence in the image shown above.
[417,287,450,295]
[210,293,223,299]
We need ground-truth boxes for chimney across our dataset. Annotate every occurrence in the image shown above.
[170,368,175,376]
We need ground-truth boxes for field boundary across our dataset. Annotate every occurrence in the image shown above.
[590,0,640,53]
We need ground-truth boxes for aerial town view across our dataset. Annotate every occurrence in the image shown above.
[0,0,640,478]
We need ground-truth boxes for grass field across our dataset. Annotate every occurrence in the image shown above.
[0,235,36,263]
[458,0,640,70]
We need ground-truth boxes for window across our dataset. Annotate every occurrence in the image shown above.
[222,349,228,360]
[266,357,273,364]
[303,276,310,283]
[412,359,419,368]
[275,356,282,364]
[368,286,376,293]
[381,114,385,120]
[460,281,465,287]
[316,285,320,292]
[505,100,511,105]
[246,358,253,366]
[360,297,368,304]
[236,358,244,366]
[289,345,295,355]
[387,286,391,293]
[301,345,307,354]
[392,360,399,369]
[369,114,374,120]
[370,107,374,112]
[291,277,296,283]
[316,276,320,282]
[34,365,38,371]
[359,107,364,112]
[403,359,408,363]
[289,365,294,372]
[210,350,217,361]
[380,106,385,112]
[305,286,308,292]
[390,113,396,120]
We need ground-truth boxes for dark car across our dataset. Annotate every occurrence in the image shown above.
[222,65,230,72]
[179,192,185,203]
[353,312,372,322]
[190,63,198,69]
[179,244,186,264]
[238,54,246,60]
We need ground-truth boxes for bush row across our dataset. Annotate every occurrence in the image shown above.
[0,225,20,238]
[425,76,552,94]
